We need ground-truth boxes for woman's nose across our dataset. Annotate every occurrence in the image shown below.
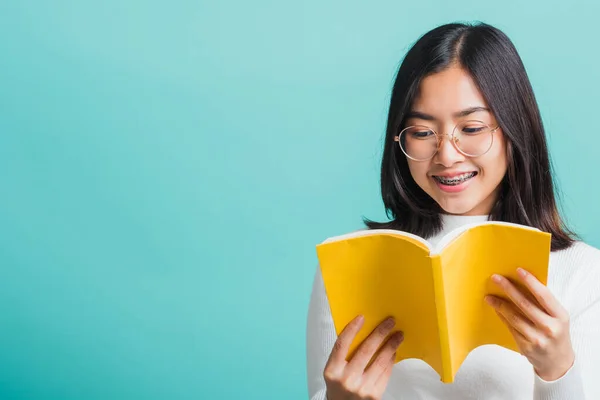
[434,134,465,167]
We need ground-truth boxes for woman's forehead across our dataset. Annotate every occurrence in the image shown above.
[411,67,490,117]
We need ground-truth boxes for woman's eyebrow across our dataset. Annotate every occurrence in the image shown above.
[405,111,436,121]
[406,106,490,121]
[453,106,490,118]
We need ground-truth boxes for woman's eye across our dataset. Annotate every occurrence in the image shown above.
[462,126,486,134]
[412,130,434,138]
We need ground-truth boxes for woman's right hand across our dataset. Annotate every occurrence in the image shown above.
[323,315,404,400]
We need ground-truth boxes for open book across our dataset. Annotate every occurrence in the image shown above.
[315,221,551,383]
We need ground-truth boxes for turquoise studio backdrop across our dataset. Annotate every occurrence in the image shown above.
[1,1,599,399]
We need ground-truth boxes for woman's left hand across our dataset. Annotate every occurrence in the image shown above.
[485,267,575,381]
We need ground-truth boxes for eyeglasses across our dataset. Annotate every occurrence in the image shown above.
[394,120,500,161]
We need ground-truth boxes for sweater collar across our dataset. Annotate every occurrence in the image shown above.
[440,213,490,233]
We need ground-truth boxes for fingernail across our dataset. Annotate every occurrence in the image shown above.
[517,268,527,278]
[485,296,496,306]
[392,331,404,346]
[491,274,502,283]
[356,315,364,324]
[383,317,395,328]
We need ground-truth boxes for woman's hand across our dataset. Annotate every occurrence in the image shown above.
[485,267,575,381]
[323,315,403,400]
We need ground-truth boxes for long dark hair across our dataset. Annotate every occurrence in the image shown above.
[364,22,575,251]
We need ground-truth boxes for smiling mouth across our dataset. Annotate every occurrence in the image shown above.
[432,172,478,186]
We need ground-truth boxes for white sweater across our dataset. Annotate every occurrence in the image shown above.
[306,214,600,399]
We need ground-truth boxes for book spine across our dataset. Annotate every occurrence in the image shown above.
[431,255,453,383]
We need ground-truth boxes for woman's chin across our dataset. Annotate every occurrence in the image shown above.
[436,198,481,216]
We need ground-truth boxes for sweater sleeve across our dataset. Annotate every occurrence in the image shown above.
[533,245,600,400]
[306,264,336,400]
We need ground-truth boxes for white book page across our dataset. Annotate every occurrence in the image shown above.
[321,229,433,251]
[431,221,541,255]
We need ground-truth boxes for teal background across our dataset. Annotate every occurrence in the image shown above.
[1,1,598,399]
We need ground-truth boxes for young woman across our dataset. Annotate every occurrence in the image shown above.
[306,22,600,399]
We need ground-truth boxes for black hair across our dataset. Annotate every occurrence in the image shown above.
[364,22,575,251]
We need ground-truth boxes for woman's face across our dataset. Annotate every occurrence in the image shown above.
[405,66,508,216]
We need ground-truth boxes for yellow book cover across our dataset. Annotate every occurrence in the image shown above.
[315,221,551,383]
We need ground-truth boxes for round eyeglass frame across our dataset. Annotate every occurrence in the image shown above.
[393,120,500,161]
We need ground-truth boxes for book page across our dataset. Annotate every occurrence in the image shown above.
[321,229,432,252]
[316,234,444,374]
[438,224,551,377]
[431,221,540,255]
